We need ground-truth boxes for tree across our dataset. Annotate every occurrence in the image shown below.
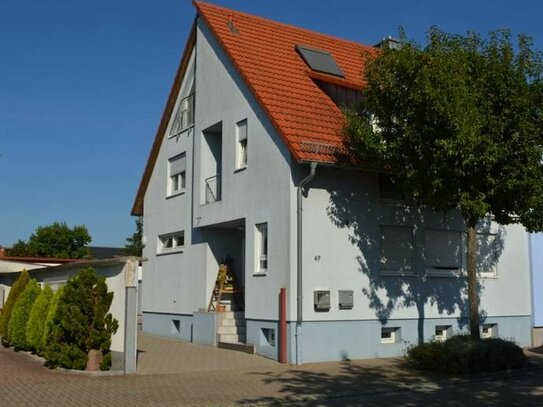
[345,28,543,339]
[124,216,143,257]
[0,270,30,341]
[8,279,41,350]
[26,285,53,354]
[7,222,92,259]
[44,268,118,370]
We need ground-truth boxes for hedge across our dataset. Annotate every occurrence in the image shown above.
[26,285,53,354]
[0,270,30,341]
[44,268,118,370]
[8,279,41,350]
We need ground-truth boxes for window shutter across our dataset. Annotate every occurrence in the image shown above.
[237,120,248,141]
[169,154,186,175]
[424,230,461,269]
[379,226,413,273]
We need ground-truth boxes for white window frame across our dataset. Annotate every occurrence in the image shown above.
[235,119,248,170]
[481,323,497,339]
[434,325,452,342]
[424,229,464,277]
[255,223,268,275]
[158,231,185,254]
[379,225,414,276]
[169,87,194,137]
[381,327,400,344]
[168,153,186,196]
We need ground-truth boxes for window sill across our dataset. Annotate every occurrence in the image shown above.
[379,270,416,277]
[234,165,247,173]
[157,248,184,256]
[425,269,463,278]
[252,272,268,277]
[168,125,194,139]
[166,190,186,199]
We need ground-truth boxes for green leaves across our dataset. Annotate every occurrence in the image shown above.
[346,27,543,229]
[7,222,92,259]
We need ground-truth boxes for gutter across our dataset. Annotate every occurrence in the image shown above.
[295,161,318,365]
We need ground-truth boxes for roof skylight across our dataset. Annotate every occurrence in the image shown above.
[296,45,344,77]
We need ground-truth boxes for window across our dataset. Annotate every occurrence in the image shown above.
[158,231,184,254]
[425,230,462,275]
[169,89,194,136]
[379,226,414,275]
[236,119,248,169]
[477,233,498,277]
[255,223,268,274]
[482,323,497,339]
[261,328,276,346]
[434,325,452,342]
[295,45,344,77]
[379,174,406,203]
[381,327,400,344]
[168,154,186,195]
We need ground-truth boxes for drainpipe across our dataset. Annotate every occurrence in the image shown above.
[296,161,318,365]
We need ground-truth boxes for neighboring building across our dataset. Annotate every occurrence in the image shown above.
[132,2,533,363]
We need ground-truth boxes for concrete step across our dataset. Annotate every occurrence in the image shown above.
[219,311,244,320]
[217,333,246,343]
[221,318,245,327]
[218,341,255,354]
[217,325,246,335]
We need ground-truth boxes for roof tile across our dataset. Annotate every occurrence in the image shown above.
[195,1,375,163]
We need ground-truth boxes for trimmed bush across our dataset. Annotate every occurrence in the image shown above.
[44,268,118,370]
[405,335,527,374]
[8,279,41,350]
[0,270,30,342]
[26,285,53,354]
[43,285,64,349]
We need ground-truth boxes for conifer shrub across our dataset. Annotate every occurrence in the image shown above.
[26,285,53,354]
[43,285,64,349]
[44,268,118,370]
[0,270,30,343]
[8,279,41,350]
[405,335,527,374]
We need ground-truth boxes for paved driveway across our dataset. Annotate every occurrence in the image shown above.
[1,339,543,406]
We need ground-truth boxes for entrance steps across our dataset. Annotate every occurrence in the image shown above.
[216,311,255,354]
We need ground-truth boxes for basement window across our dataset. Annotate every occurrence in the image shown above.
[296,45,344,77]
[381,327,400,344]
[434,325,452,342]
[482,323,497,339]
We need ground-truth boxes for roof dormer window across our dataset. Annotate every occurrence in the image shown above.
[295,45,344,77]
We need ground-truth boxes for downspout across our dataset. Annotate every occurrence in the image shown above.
[296,161,318,365]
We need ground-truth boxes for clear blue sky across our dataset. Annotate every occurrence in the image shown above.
[1,0,541,319]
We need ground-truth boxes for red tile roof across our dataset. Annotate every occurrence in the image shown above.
[194,1,376,163]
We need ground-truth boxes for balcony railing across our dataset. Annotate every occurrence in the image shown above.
[205,174,221,204]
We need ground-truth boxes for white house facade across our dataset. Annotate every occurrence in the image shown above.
[132,2,533,364]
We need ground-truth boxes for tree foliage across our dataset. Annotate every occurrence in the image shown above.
[43,286,65,350]
[8,279,41,350]
[44,268,118,370]
[26,285,53,353]
[0,270,30,340]
[345,28,543,338]
[7,222,92,259]
[124,216,144,257]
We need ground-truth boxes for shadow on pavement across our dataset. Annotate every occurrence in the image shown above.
[237,358,543,406]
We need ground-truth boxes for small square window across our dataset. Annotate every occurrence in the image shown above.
[261,328,275,347]
[158,231,185,254]
[482,323,497,339]
[255,223,268,274]
[434,325,452,342]
[168,153,186,196]
[236,119,248,169]
[381,327,400,344]
[379,174,406,203]
[171,319,181,334]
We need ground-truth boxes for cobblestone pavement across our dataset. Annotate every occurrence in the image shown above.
[2,341,543,406]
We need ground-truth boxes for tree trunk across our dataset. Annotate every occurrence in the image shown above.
[466,219,480,340]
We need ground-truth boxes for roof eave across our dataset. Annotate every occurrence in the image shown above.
[131,24,197,216]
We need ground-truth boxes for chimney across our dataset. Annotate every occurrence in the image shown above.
[374,36,401,50]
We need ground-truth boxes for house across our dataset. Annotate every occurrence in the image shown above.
[132,1,533,364]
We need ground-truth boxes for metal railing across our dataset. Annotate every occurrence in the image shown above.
[205,174,221,204]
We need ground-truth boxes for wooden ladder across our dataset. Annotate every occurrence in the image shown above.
[207,263,244,312]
